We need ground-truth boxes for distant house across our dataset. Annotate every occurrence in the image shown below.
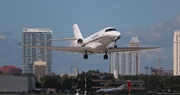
[0,65,21,75]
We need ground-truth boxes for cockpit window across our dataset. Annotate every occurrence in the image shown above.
[105,28,116,32]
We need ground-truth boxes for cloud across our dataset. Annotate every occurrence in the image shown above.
[3,31,13,36]
[0,35,6,39]
[120,14,180,70]
[123,14,180,44]
[0,36,21,68]
[149,14,180,32]
[140,48,163,63]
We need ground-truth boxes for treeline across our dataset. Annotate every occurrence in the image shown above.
[36,70,99,92]
[4,70,179,93]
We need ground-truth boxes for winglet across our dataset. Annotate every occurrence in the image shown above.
[18,43,23,46]
[158,45,164,48]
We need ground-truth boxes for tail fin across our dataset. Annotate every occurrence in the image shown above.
[73,24,83,39]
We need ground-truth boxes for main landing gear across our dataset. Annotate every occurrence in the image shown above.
[83,52,88,59]
[103,51,108,59]
[103,54,108,59]
[83,54,88,59]
[83,51,109,60]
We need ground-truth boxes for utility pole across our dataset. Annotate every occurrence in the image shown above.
[144,66,149,92]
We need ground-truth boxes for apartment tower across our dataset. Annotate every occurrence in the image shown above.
[173,30,180,75]
[22,28,52,75]
[129,36,140,75]
[109,36,140,75]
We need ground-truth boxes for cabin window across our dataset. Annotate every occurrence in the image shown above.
[105,28,116,32]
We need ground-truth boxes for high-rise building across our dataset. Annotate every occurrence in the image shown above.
[109,36,140,75]
[22,28,52,75]
[129,36,140,75]
[173,30,180,75]
[110,52,137,75]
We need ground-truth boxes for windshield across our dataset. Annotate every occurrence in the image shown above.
[105,28,117,32]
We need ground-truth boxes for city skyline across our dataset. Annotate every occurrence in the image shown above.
[1,1,180,74]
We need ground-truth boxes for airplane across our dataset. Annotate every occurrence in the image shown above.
[19,23,161,59]
[96,84,125,93]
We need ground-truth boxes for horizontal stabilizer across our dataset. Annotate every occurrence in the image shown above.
[49,38,78,41]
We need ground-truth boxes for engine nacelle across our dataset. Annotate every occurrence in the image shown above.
[77,39,83,45]
[71,38,85,46]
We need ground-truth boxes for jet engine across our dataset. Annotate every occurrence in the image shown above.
[71,38,85,46]
[77,38,83,45]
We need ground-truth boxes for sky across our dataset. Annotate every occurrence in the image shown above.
[1,1,180,74]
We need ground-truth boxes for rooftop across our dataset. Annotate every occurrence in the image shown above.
[129,36,140,43]
[22,28,52,33]
[0,65,20,69]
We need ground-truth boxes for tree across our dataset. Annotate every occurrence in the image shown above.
[0,72,3,75]
[40,75,61,90]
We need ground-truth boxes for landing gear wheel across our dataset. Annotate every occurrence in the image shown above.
[83,54,88,59]
[103,54,108,59]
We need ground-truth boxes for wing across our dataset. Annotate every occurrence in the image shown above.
[107,46,162,52]
[19,43,92,53]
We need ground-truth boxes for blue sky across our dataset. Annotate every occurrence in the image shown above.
[1,1,180,74]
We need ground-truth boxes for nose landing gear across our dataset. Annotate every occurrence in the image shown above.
[114,45,117,48]
[114,36,120,48]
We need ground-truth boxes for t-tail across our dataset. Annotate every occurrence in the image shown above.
[49,24,85,47]
[49,24,83,41]
[73,23,83,39]
[71,24,85,46]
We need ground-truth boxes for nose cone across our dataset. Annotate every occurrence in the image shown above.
[114,31,121,40]
[116,31,121,37]
[104,30,121,38]
[110,31,121,37]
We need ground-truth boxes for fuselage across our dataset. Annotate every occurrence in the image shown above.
[82,27,121,53]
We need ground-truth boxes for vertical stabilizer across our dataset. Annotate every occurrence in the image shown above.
[73,24,83,39]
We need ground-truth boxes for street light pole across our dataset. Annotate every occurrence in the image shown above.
[144,66,149,92]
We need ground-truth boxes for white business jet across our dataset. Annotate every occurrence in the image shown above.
[96,84,125,93]
[19,24,161,59]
